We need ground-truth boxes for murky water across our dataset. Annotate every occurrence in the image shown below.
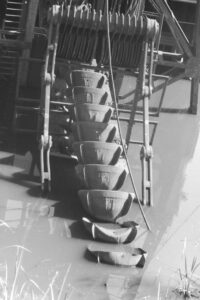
[0,80,200,299]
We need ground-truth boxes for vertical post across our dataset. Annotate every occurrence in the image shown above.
[141,92,153,206]
[19,0,40,86]
[141,92,151,206]
[125,40,147,148]
[38,5,62,192]
[189,1,200,114]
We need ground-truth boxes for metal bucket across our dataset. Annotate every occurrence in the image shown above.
[71,70,108,88]
[66,86,112,105]
[73,103,113,122]
[87,244,147,267]
[75,164,127,190]
[72,141,122,165]
[71,121,117,142]
[78,190,134,222]
[82,217,138,244]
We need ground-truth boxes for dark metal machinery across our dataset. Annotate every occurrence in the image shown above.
[37,2,160,207]
[149,0,200,114]
[0,0,200,205]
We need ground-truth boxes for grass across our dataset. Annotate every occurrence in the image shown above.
[175,255,200,298]
[0,218,73,300]
[172,237,200,298]
[0,246,72,300]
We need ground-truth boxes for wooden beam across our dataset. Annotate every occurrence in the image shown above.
[20,0,40,86]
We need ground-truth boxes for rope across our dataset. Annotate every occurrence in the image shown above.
[105,0,151,231]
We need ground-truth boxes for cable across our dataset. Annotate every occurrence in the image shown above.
[105,0,151,231]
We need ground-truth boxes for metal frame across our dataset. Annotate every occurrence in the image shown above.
[150,0,200,114]
[9,2,165,204]
[38,6,160,204]
[119,39,169,206]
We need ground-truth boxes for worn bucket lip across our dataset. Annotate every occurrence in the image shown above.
[75,163,126,172]
[78,189,133,198]
[75,103,113,110]
[72,121,114,127]
[72,141,121,147]
[68,86,109,93]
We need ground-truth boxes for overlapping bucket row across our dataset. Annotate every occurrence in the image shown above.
[68,69,147,267]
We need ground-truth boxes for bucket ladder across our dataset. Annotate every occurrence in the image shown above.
[37,2,161,203]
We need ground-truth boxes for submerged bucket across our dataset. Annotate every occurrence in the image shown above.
[71,70,108,88]
[66,86,112,105]
[87,244,147,267]
[72,141,122,165]
[82,217,139,244]
[73,103,113,122]
[75,164,127,190]
[71,121,117,142]
[78,190,134,222]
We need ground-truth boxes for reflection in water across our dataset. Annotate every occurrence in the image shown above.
[4,199,23,229]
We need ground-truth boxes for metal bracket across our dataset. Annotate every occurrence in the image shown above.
[39,135,52,192]
[140,145,153,206]
[142,85,152,98]
[141,83,153,206]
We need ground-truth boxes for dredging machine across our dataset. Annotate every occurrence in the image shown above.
[0,1,199,260]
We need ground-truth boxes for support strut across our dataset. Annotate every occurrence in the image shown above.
[140,87,153,206]
[38,5,63,192]
[125,39,155,206]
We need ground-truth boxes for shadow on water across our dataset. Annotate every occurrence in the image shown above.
[69,220,91,240]
[148,113,199,250]
[0,136,83,214]
[131,112,200,295]
[0,135,94,240]
[84,247,97,263]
